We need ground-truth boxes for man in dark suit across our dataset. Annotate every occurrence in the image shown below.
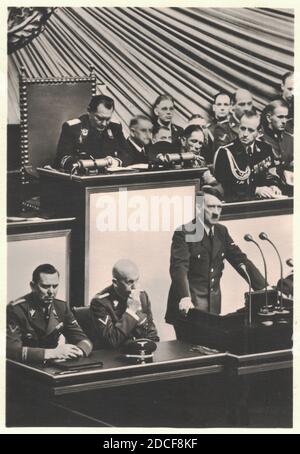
[7,264,93,363]
[165,187,265,332]
[90,259,159,349]
[152,94,184,148]
[54,95,128,171]
[214,111,282,201]
[122,115,153,166]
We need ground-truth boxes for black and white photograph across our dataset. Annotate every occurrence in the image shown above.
[3,2,296,432]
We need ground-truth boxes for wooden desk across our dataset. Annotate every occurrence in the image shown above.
[226,349,293,427]
[6,341,292,428]
[6,340,228,427]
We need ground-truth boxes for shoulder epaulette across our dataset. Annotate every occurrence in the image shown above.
[10,297,26,306]
[285,131,294,138]
[95,292,110,300]
[66,118,81,126]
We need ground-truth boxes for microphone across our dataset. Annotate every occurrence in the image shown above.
[244,233,269,312]
[238,263,252,326]
[259,232,284,312]
[286,258,293,268]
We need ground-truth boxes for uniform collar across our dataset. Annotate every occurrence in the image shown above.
[203,224,215,235]
[265,125,283,141]
[28,293,61,335]
[215,116,229,124]
[157,119,172,130]
[128,137,145,153]
[231,112,240,124]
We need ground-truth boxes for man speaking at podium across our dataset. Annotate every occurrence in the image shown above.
[165,187,265,336]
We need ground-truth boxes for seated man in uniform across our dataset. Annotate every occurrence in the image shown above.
[214,111,282,201]
[122,115,153,166]
[152,94,184,148]
[214,88,254,151]
[275,71,294,134]
[90,259,159,349]
[261,99,293,195]
[7,264,93,363]
[54,95,127,171]
[165,187,265,336]
[205,92,233,163]
[181,125,222,190]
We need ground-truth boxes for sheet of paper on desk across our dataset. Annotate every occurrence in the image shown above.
[106,167,139,173]
[125,163,149,170]
[7,217,47,222]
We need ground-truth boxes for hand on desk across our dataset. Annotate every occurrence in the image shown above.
[179,297,194,314]
[44,344,84,361]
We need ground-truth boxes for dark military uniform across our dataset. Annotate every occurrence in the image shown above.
[261,127,293,169]
[214,138,280,201]
[153,120,184,149]
[122,138,150,167]
[204,117,232,163]
[90,285,159,349]
[165,221,265,325]
[54,114,128,169]
[7,293,93,363]
[261,127,293,195]
[213,113,240,151]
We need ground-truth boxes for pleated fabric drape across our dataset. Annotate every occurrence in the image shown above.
[8,7,294,135]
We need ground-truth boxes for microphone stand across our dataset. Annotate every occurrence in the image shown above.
[246,238,269,313]
[259,233,290,315]
[262,237,283,311]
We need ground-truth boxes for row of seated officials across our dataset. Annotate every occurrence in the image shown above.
[53,72,294,202]
[7,211,293,364]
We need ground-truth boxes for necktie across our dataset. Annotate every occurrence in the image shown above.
[208,227,214,264]
[247,145,253,157]
[44,303,51,322]
[209,227,214,247]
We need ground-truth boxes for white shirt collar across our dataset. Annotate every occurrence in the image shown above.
[203,224,214,235]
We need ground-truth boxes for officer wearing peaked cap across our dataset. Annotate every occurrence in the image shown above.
[54,95,128,171]
[90,259,159,349]
[7,264,93,363]
[165,186,265,335]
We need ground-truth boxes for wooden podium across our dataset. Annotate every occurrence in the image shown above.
[174,303,293,355]
[37,167,206,309]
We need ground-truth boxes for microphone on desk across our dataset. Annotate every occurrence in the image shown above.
[286,258,293,268]
[244,233,269,313]
[238,263,252,326]
[259,232,284,312]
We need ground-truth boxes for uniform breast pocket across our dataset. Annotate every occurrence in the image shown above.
[190,247,209,271]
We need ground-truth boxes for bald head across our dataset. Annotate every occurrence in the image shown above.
[113,259,139,280]
[112,259,140,298]
[233,89,253,120]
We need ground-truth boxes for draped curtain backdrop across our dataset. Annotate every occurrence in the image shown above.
[8,7,294,134]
